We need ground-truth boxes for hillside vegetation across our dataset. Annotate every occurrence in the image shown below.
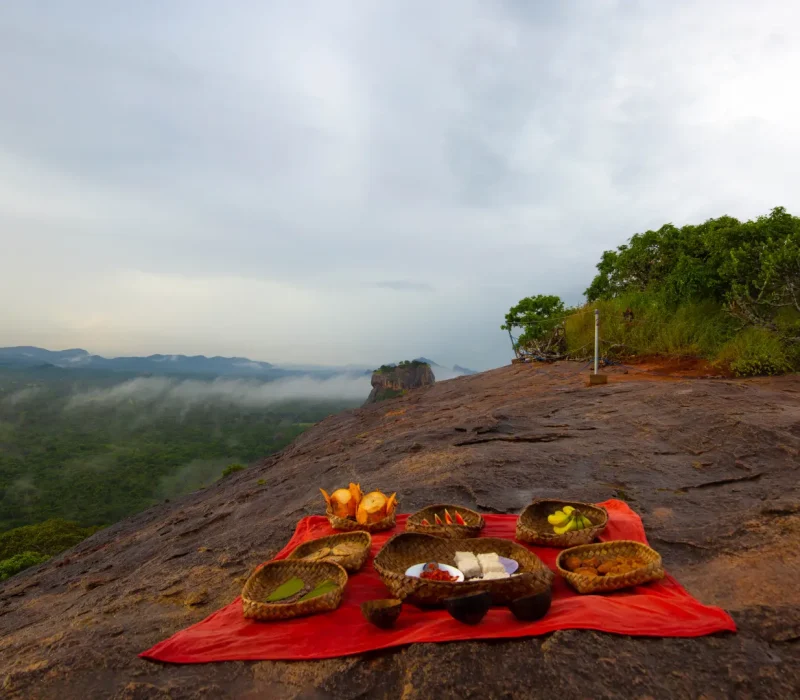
[504,207,800,375]
[0,519,101,581]
[0,366,360,580]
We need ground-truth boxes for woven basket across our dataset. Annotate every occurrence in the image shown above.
[374,533,553,606]
[326,507,397,533]
[406,504,485,539]
[516,499,608,547]
[287,531,371,573]
[556,540,664,594]
[241,560,348,621]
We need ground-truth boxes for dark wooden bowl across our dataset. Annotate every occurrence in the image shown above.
[445,591,491,625]
[361,598,403,629]
[508,588,552,621]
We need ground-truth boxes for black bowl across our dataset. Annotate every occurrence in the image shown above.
[508,588,552,621]
[445,591,492,625]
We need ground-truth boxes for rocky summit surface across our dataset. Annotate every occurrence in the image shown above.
[1,362,799,699]
[364,362,435,405]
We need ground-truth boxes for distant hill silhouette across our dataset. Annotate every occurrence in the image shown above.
[0,347,478,379]
[0,346,293,379]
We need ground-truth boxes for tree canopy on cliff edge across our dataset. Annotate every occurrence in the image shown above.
[503,207,800,375]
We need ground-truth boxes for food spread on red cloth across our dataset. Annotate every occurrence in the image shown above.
[140,500,736,663]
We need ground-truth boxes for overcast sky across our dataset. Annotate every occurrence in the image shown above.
[2,1,799,370]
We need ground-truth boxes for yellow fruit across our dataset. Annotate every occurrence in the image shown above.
[553,514,578,535]
[547,510,570,526]
[562,506,575,515]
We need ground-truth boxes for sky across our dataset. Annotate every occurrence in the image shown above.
[2,1,799,371]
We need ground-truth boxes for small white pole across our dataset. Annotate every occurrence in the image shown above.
[594,309,599,375]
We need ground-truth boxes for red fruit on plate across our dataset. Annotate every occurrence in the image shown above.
[444,509,453,525]
[434,513,443,525]
[421,518,430,526]
[454,511,466,526]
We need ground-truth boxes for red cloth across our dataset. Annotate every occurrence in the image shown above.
[141,500,735,663]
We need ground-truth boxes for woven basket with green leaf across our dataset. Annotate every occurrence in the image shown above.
[241,560,347,621]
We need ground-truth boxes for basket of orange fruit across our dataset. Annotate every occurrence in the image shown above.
[320,482,398,533]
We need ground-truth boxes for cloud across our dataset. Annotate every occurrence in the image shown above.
[65,375,371,412]
[2,387,43,406]
[1,1,800,371]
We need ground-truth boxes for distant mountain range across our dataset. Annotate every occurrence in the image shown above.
[0,347,477,379]
[0,346,321,379]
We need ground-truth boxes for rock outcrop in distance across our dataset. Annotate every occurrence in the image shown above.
[364,360,435,405]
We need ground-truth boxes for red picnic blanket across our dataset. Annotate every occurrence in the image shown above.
[141,500,735,663]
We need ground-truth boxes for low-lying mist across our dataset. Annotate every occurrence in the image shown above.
[65,374,371,411]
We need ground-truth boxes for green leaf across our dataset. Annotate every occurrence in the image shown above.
[298,579,338,602]
[265,576,305,602]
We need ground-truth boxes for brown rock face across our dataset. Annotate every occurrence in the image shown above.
[1,363,799,698]
[364,361,435,405]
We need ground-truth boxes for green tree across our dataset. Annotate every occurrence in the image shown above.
[584,207,800,343]
[501,295,567,355]
[509,207,799,375]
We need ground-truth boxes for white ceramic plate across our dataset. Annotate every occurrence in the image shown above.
[499,556,519,575]
[404,562,465,582]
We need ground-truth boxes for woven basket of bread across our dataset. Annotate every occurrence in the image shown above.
[556,540,664,594]
[287,531,371,573]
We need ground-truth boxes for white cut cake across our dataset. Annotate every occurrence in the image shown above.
[481,570,510,580]
[454,551,481,579]
[477,552,505,576]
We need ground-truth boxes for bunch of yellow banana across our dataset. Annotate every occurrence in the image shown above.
[547,506,593,534]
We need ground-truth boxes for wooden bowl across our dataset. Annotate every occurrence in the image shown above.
[361,598,403,629]
[445,591,491,625]
[508,589,552,621]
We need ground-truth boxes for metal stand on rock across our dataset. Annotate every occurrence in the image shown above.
[588,308,608,386]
